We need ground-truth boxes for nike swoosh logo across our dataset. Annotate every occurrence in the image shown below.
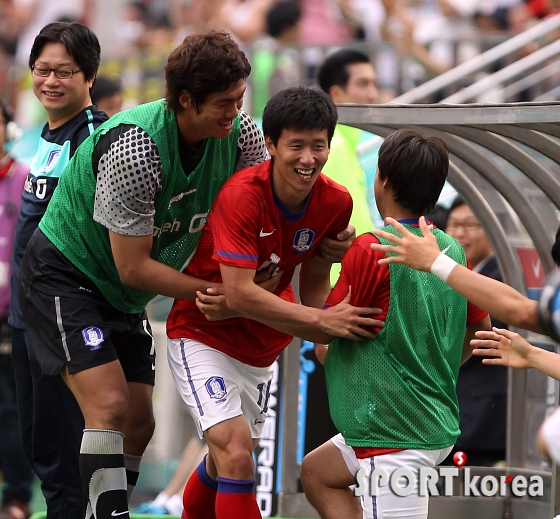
[111,511,128,517]
[441,244,451,254]
[260,229,275,237]
[254,419,266,425]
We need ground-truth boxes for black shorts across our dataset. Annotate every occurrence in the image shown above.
[18,230,156,385]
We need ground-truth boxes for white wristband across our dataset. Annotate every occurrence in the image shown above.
[430,252,457,282]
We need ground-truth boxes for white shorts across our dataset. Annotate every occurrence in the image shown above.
[331,433,453,519]
[167,338,276,439]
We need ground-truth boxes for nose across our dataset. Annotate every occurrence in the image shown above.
[43,71,60,85]
[300,146,314,166]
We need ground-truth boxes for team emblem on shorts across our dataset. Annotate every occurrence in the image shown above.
[205,376,227,402]
[82,326,104,350]
[293,228,315,252]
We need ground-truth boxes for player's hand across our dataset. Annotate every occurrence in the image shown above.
[254,269,283,292]
[471,327,534,369]
[371,216,440,271]
[319,224,356,263]
[319,288,384,340]
[196,286,240,321]
[314,343,329,365]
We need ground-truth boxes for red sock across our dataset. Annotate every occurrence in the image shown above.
[182,456,217,519]
[215,477,261,519]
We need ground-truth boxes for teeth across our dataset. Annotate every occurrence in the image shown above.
[295,168,313,176]
[44,91,63,96]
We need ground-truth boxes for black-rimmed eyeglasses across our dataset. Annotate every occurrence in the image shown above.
[31,65,82,79]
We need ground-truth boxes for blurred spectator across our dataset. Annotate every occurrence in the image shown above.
[0,97,33,519]
[91,75,123,117]
[12,0,89,65]
[172,0,225,43]
[345,0,387,42]
[252,1,302,116]
[444,195,508,467]
[298,0,352,45]
[209,0,275,44]
[0,0,21,57]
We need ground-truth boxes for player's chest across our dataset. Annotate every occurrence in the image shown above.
[254,216,322,274]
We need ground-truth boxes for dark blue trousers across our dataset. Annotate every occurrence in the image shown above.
[0,323,33,506]
[11,327,85,519]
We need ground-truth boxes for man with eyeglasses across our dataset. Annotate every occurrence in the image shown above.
[9,21,107,519]
[440,195,508,467]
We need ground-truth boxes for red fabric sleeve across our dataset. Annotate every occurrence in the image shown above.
[325,234,390,333]
[210,184,261,269]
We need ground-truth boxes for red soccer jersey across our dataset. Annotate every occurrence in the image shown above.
[167,159,352,367]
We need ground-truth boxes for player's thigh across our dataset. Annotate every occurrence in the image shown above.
[167,338,246,437]
[237,360,276,439]
[303,434,357,489]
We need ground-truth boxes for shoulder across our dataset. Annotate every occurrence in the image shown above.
[316,173,352,203]
[222,160,271,194]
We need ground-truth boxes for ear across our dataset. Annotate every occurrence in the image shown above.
[329,85,346,104]
[265,135,276,156]
[178,90,192,109]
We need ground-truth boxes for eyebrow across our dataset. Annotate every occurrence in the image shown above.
[214,87,246,103]
[35,60,74,67]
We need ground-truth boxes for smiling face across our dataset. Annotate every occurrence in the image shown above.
[446,204,493,268]
[266,128,330,212]
[332,62,378,105]
[32,42,94,129]
[176,79,246,144]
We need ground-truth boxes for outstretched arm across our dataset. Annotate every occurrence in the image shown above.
[472,327,560,380]
[370,216,542,334]
[218,263,382,343]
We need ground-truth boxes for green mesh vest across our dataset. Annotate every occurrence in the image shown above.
[325,225,468,450]
[39,99,240,313]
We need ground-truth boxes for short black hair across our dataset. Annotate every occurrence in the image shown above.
[165,30,251,114]
[552,226,560,267]
[91,75,122,105]
[29,22,101,83]
[266,1,301,38]
[377,129,449,215]
[317,48,371,95]
[262,86,338,146]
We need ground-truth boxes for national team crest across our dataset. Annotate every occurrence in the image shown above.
[82,326,104,350]
[205,376,227,401]
[292,228,315,252]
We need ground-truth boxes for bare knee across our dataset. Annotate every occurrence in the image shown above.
[86,390,129,431]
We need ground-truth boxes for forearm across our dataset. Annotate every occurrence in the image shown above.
[118,257,218,300]
[446,264,542,333]
[526,347,560,380]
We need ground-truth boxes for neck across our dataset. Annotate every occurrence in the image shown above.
[176,110,206,145]
[48,99,91,130]
[271,173,309,214]
[381,205,419,222]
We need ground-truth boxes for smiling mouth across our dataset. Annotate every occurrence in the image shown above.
[219,120,233,129]
[295,168,315,179]
[43,91,63,97]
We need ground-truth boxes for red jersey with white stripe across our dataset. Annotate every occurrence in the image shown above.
[167,159,352,367]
